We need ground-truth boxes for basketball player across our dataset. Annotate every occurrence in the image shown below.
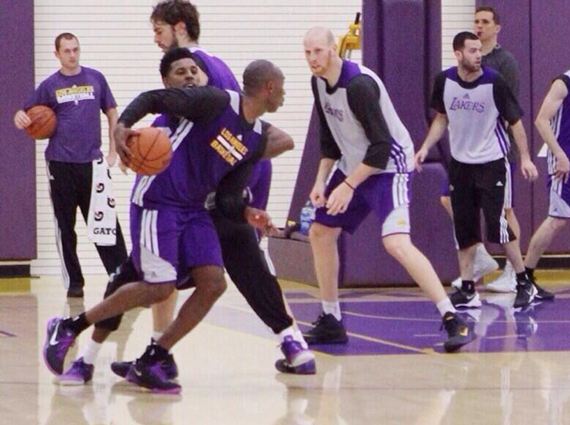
[58,47,313,386]
[522,71,570,296]
[43,56,292,394]
[301,27,474,353]
[13,33,127,298]
[416,32,539,310]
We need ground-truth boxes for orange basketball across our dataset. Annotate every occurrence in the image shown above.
[126,127,173,175]
[25,105,57,139]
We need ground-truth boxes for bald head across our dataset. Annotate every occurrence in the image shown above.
[303,27,339,78]
[304,27,335,46]
[243,59,284,95]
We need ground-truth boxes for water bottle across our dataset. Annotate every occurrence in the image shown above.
[300,201,315,235]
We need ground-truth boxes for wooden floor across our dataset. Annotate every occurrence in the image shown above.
[1,273,570,425]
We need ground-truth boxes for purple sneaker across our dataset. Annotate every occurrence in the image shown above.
[43,317,77,375]
[275,336,316,375]
[111,353,178,380]
[126,360,181,394]
[58,358,94,386]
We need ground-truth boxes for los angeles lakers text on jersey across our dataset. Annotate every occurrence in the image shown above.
[55,85,95,104]
[210,127,248,166]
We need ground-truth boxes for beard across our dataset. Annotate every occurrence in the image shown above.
[461,58,481,73]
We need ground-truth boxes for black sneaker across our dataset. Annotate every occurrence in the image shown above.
[449,288,482,308]
[531,279,555,301]
[303,313,348,345]
[442,313,475,353]
[111,353,178,380]
[514,280,537,309]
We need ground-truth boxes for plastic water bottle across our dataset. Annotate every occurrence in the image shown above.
[300,201,315,235]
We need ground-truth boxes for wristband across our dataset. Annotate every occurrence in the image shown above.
[343,180,355,191]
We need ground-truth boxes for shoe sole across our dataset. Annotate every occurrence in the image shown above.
[58,378,89,386]
[535,293,555,301]
[289,350,316,368]
[444,333,476,353]
[126,372,181,395]
[275,359,316,375]
[305,337,348,345]
[452,294,482,309]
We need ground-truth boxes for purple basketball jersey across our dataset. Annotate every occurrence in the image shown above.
[190,47,240,91]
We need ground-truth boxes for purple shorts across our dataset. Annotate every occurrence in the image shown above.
[130,205,223,285]
[314,169,412,236]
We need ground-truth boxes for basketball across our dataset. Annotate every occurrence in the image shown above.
[25,105,57,139]
[126,127,173,175]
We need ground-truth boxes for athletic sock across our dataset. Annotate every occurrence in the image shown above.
[143,340,170,362]
[436,298,457,317]
[65,313,90,335]
[278,326,296,343]
[525,267,535,280]
[152,331,164,342]
[322,301,342,321]
[81,339,103,365]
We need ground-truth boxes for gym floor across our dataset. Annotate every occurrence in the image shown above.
[1,272,569,425]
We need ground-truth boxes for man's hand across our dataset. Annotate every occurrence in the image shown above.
[414,147,429,172]
[244,207,281,237]
[309,182,327,208]
[520,158,539,181]
[117,160,129,175]
[554,150,570,183]
[114,123,137,167]
[14,110,31,130]
[325,182,354,216]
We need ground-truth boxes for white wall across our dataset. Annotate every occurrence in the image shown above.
[31,0,475,276]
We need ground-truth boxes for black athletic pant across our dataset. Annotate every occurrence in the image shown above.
[47,161,128,290]
[96,210,293,334]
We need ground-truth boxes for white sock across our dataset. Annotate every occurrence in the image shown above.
[278,326,296,343]
[322,301,342,321]
[294,329,309,349]
[81,339,103,365]
[152,331,164,342]
[475,243,490,257]
[436,298,456,317]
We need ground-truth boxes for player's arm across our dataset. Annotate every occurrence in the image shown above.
[536,78,570,181]
[262,124,294,158]
[104,107,119,167]
[494,74,538,181]
[14,81,51,130]
[309,77,341,208]
[416,72,448,170]
[115,87,229,164]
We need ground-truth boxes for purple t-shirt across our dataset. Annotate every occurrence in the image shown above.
[24,66,117,163]
[189,47,240,91]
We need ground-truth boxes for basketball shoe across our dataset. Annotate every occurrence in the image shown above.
[58,357,94,385]
[43,317,78,375]
[449,287,482,308]
[275,336,316,375]
[442,312,475,353]
[303,313,348,345]
[111,352,178,380]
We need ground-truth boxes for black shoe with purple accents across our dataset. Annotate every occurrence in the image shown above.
[111,352,178,380]
[43,317,78,375]
[125,343,181,394]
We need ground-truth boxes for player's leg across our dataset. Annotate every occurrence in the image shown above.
[448,159,484,308]
[376,172,474,352]
[214,213,315,374]
[479,159,535,308]
[487,162,519,293]
[523,179,569,300]
[43,206,179,376]
[47,161,84,297]
[125,211,226,393]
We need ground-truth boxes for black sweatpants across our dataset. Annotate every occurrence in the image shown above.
[47,161,128,290]
[96,210,293,335]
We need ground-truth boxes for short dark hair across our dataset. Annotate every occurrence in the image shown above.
[453,32,479,52]
[55,33,78,51]
[243,60,283,95]
[151,0,200,42]
[160,47,195,78]
[476,6,501,25]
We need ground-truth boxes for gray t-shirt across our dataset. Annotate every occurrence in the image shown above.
[482,45,520,162]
